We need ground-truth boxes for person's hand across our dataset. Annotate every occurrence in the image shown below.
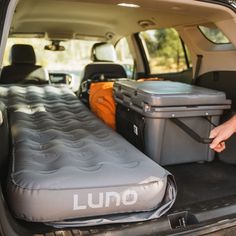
[209,115,236,152]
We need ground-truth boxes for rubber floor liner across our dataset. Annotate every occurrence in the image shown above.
[167,161,236,209]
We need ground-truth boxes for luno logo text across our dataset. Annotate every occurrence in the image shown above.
[73,190,138,210]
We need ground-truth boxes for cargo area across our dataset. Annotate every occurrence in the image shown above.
[112,79,236,219]
[2,150,236,235]
[0,46,235,233]
[1,81,236,236]
[0,62,235,235]
[168,161,236,211]
[2,0,236,235]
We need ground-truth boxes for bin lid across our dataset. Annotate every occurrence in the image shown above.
[114,80,231,107]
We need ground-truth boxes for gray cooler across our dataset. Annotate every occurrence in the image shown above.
[114,80,231,166]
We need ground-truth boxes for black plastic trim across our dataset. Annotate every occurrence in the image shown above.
[133,33,150,75]
[180,38,190,69]
[0,0,10,46]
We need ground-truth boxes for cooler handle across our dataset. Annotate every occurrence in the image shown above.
[170,118,213,144]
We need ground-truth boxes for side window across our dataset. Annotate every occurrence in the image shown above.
[139,28,192,74]
[115,38,134,79]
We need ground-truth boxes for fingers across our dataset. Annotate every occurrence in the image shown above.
[209,128,219,139]
[212,142,225,153]
[209,115,236,153]
[209,127,226,152]
[210,135,225,150]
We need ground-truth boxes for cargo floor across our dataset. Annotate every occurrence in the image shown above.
[166,161,236,211]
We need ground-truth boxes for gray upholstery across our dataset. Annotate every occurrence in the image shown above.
[0,44,49,84]
[0,85,176,224]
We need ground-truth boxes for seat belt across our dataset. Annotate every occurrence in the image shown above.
[132,59,137,80]
[191,54,203,85]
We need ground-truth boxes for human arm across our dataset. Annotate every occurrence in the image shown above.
[209,115,236,152]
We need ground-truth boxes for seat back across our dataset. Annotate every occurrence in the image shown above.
[79,42,127,106]
[82,42,127,82]
[0,44,49,84]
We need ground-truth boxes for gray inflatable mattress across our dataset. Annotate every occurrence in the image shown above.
[0,85,176,226]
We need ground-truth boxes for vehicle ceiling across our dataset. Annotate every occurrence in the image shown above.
[11,0,235,42]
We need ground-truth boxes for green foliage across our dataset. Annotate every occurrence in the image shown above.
[142,29,180,57]
[141,28,188,73]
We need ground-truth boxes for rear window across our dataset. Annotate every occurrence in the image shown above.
[199,25,230,44]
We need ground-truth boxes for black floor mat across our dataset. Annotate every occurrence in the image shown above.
[166,161,236,210]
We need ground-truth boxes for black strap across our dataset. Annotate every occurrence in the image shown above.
[180,38,190,69]
[192,54,203,85]
[132,59,137,80]
[171,118,213,144]
[204,117,217,127]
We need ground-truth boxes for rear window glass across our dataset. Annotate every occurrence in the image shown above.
[199,26,230,44]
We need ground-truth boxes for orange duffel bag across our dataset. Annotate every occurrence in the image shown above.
[89,82,116,130]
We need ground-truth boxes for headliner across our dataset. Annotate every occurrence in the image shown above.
[10,0,235,42]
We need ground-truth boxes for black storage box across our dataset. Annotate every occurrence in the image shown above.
[114,80,231,165]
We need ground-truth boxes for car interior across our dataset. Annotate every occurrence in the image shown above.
[1,0,236,235]
[1,44,49,84]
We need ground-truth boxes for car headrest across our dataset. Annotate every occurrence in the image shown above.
[91,42,117,62]
[10,44,36,65]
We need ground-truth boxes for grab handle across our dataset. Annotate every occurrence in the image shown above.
[170,118,213,144]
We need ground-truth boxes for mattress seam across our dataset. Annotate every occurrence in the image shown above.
[8,177,165,191]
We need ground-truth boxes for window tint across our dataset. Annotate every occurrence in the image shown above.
[139,28,191,74]
[116,37,134,79]
[199,25,230,44]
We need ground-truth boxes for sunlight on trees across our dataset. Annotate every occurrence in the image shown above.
[140,28,189,74]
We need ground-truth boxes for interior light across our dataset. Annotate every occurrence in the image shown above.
[171,6,181,11]
[117,3,140,8]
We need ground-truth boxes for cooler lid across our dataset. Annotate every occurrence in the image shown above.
[114,80,231,107]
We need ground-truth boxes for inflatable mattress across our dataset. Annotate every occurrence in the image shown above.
[0,85,176,226]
